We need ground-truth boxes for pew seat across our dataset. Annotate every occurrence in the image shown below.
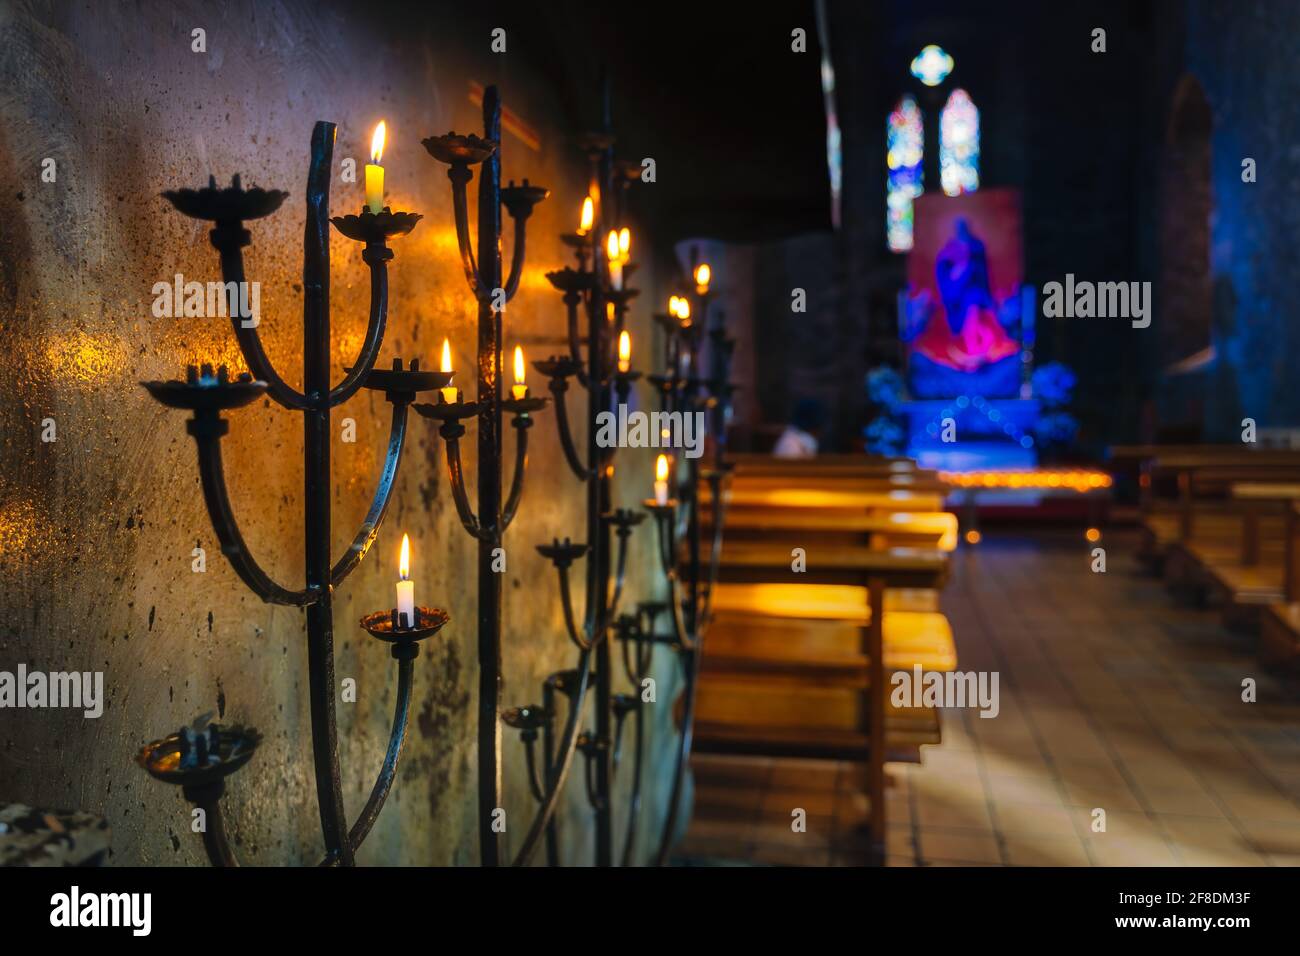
[707,609,957,672]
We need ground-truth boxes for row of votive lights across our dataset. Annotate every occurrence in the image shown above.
[373,159,716,625]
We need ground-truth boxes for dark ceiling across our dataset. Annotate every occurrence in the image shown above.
[440,0,833,247]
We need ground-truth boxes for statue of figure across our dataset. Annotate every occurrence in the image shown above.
[936,218,994,334]
[910,218,1018,373]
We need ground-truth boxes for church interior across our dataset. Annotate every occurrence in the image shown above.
[1,0,1298,898]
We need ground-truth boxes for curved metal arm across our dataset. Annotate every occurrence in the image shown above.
[212,234,311,411]
[346,653,415,851]
[654,648,699,866]
[329,252,390,408]
[549,381,589,481]
[442,430,485,540]
[192,421,314,606]
[650,509,695,652]
[183,781,239,867]
[331,402,408,587]
[582,738,601,809]
[523,735,546,803]
[501,417,530,532]
[620,703,645,866]
[448,167,482,296]
[697,475,728,629]
[565,294,587,382]
[555,560,592,651]
[620,620,655,686]
[607,525,633,619]
[502,214,527,302]
[511,648,593,866]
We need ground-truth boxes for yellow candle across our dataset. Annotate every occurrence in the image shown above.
[694,262,711,295]
[606,230,622,290]
[617,330,631,374]
[511,345,528,400]
[618,227,630,261]
[654,454,671,505]
[440,338,457,404]
[365,121,386,214]
[396,533,414,627]
[577,196,594,236]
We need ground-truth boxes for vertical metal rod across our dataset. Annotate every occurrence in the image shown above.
[542,682,560,867]
[477,87,505,867]
[591,88,616,865]
[303,121,352,865]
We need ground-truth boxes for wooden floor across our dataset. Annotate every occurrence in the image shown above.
[676,529,1300,866]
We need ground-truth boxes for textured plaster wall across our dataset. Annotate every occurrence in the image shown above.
[0,0,676,865]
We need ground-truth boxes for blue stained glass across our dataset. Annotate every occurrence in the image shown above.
[887,95,924,252]
[940,88,980,196]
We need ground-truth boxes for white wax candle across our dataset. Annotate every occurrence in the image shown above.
[396,580,414,627]
[396,533,414,627]
[654,454,670,505]
[654,480,669,506]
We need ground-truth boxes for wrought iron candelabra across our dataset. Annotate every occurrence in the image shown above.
[643,258,736,865]
[137,121,450,866]
[131,88,731,870]
[416,86,555,867]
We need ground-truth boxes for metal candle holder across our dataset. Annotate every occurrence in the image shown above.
[507,86,731,867]
[416,85,552,867]
[643,258,736,865]
[138,122,450,866]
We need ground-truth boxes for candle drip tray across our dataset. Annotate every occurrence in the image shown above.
[360,606,450,646]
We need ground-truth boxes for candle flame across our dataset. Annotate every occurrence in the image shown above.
[441,338,452,374]
[513,345,525,384]
[618,227,630,259]
[675,297,691,321]
[605,230,620,261]
[399,532,410,580]
[618,330,631,364]
[370,121,387,165]
[578,196,595,235]
[694,263,711,290]
[656,454,669,482]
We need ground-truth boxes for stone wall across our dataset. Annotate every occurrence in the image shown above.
[0,0,674,865]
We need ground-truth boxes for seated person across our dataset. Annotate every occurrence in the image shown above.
[773,398,825,458]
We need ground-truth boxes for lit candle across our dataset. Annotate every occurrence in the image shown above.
[694,262,711,295]
[675,296,691,325]
[440,338,458,404]
[512,345,528,400]
[654,454,671,506]
[396,533,414,627]
[365,121,386,215]
[577,196,594,236]
[617,330,631,374]
[606,231,622,290]
[618,227,630,261]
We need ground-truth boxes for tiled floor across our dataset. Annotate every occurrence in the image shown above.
[676,529,1300,866]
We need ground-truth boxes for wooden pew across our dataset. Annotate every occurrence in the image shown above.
[1262,500,1300,671]
[1155,464,1300,618]
[696,536,950,857]
[1117,448,1300,567]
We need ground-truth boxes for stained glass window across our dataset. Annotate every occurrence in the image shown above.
[940,88,980,197]
[886,95,924,252]
[910,45,953,87]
